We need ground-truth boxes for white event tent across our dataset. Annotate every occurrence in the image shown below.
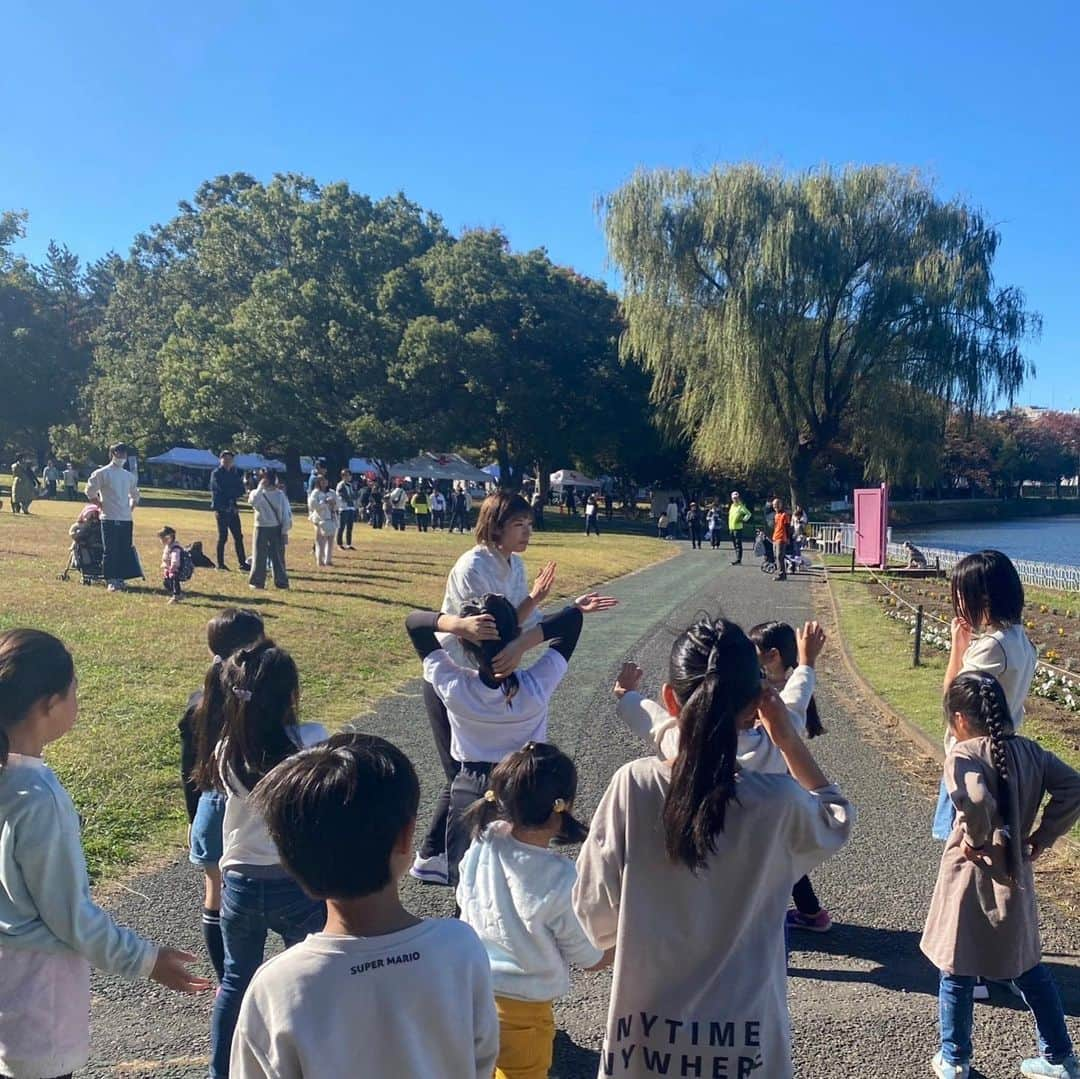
[146,447,220,470]
[388,453,491,484]
[549,468,602,489]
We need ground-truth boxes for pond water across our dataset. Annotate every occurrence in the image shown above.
[894,516,1080,568]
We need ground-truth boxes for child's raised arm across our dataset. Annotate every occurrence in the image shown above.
[1028,752,1080,861]
[404,610,498,660]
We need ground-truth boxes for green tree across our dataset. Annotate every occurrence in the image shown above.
[602,164,1038,507]
[86,174,448,491]
[377,230,636,490]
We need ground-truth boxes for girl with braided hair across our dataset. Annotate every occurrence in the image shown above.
[921,672,1080,1079]
[573,617,853,1079]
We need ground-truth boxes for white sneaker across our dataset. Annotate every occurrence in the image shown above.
[409,852,449,885]
[931,1052,969,1079]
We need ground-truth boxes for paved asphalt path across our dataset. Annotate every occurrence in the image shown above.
[84,549,1079,1078]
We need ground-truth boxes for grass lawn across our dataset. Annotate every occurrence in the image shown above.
[824,556,1080,843]
[1,492,673,879]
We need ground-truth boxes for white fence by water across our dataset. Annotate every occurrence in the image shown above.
[807,522,1080,592]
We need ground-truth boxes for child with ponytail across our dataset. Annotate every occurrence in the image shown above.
[0,629,208,1079]
[457,742,612,1079]
[575,617,852,1079]
[935,549,1037,840]
[208,640,328,1079]
[178,608,265,983]
[921,672,1080,1079]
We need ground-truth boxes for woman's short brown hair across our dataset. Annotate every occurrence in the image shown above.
[475,491,532,545]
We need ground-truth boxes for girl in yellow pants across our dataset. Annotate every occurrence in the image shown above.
[456,743,613,1079]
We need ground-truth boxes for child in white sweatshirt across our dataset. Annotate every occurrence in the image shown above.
[457,742,612,1079]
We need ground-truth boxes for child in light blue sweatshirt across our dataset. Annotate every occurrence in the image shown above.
[0,629,209,1079]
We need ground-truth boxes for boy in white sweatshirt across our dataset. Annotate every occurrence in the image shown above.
[230,732,498,1079]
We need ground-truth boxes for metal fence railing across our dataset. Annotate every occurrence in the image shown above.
[807,522,1080,593]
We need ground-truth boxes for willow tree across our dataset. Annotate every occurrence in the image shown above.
[602,164,1038,506]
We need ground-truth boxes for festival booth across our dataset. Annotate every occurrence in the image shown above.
[145,447,219,489]
[549,469,602,491]
[233,453,287,473]
[389,453,491,485]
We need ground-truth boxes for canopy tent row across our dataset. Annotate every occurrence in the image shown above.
[147,447,287,472]
[388,452,492,484]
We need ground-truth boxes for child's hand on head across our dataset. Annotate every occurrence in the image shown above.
[530,561,557,603]
[491,637,528,678]
[950,617,972,649]
[613,662,643,698]
[796,621,827,667]
[150,947,212,994]
[755,686,797,745]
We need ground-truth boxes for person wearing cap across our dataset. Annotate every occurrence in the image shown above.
[85,442,142,591]
[209,451,250,572]
[727,491,753,565]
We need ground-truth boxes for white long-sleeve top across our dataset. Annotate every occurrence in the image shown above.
[615,665,817,772]
[573,758,853,1079]
[231,920,499,1079]
[248,487,293,533]
[457,822,603,1002]
[85,460,139,521]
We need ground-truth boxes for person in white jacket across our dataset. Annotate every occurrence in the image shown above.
[575,617,853,1079]
[307,474,339,567]
[248,469,292,590]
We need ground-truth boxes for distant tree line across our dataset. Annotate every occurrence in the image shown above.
[1,165,1061,505]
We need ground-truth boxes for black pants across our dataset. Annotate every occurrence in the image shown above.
[336,509,355,546]
[65,485,77,500]
[533,509,544,530]
[163,575,182,597]
[585,514,600,536]
[416,514,429,532]
[432,509,445,530]
[710,526,721,549]
[215,509,247,567]
[730,529,743,561]
[101,519,139,583]
[775,539,787,578]
[370,506,385,529]
[419,683,457,860]
[690,523,702,548]
[391,508,406,531]
[447,762,494,886]
[449,510,467,533]
[792,875,821,915]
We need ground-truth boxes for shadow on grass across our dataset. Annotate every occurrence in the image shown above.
[787,923,1080,1016]
[288,571,413,585]
[287,587,421,609]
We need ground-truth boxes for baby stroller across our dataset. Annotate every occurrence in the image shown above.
[753,529,806,575]
[61,505,105,585]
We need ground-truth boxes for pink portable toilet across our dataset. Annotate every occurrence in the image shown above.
[854,485,889,568]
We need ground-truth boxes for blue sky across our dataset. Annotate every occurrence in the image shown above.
[3,0,1077,407]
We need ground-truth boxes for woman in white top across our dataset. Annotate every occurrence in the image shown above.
[411,491,616,885]
[573,618,853,1079]
[209,641,327,1079]
[248,469,292,590]
[933,549,1037,840]
[306,474,338,567]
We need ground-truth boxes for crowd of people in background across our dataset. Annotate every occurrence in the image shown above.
[1,486,1078,1078]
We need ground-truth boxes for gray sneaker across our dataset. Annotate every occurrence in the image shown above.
[1021,1056,1080,1078]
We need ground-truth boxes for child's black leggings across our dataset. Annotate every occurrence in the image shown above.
[792,875,821,915]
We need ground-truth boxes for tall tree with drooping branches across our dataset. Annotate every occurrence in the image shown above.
[602,164,1039,506]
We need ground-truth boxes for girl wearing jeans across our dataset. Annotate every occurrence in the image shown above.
[209,641,327,1079]
[921,673,1080,1079]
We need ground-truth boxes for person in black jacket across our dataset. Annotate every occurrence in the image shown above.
[209,451,251,571]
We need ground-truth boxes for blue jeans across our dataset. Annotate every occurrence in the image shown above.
[939,965,1073,1066]
[209,871,326,1078]
[932,778,955,840]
